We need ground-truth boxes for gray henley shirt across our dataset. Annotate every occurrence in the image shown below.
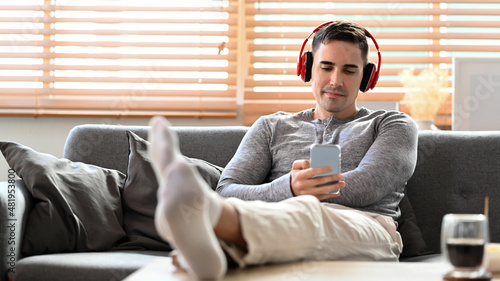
[216,107,418,221]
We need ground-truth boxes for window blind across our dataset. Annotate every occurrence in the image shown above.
[0,0,238,118]
[244,0,500,128]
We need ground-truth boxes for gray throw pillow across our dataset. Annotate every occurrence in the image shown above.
[0,141,126,256]
[397,195,430,258]
[114,131,223,251]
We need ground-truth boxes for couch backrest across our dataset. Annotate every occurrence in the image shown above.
[406,130,500,254]
[64,125,500,255]
[63,124,249,173]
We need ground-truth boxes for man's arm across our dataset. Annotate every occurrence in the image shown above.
[325,112,418,208]
[216,117,294,202]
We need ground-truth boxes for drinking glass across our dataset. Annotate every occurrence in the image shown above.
[441,214,491,280]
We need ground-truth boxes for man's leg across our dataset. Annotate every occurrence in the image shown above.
[148,116,246,279]
[214,202,247,251]
[223,196,402,265]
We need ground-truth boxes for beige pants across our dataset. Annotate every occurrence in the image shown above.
[222,195,402,267]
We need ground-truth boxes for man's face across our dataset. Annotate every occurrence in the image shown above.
[310,40,365,120]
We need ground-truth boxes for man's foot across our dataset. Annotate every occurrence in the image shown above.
[148,116,183,186]
[148,116,226,280]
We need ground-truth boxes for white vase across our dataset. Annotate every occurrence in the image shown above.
[415,120,439,131]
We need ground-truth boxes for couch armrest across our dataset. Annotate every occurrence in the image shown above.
[0,179,33,281]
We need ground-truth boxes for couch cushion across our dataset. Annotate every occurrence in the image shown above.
[63,124,249,173]
[397,195,430,258]
[114,131,223,251]
[406,131,500,254]
[0,141,126,256]
[10,251,170,281]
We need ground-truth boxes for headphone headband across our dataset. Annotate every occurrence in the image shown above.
[296,20,381,92]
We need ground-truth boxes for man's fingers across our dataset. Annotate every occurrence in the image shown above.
[316,192,341,200]
[291,160,345,198]
[313,180,346,194]
[292,159,311,170]
[314,173,344,185]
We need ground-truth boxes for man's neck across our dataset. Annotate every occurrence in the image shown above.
[312,106,360,120]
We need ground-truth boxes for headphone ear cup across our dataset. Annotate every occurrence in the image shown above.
[297,52,304,78]
[360,62,376,92]
[303,51,313,82]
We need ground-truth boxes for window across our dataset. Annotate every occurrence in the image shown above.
[244,0,500,129]
[0,0,238,118]
[2,0,499,127]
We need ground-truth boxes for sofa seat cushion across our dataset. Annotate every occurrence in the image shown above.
[399,253,443,263]
[10,251,170,281]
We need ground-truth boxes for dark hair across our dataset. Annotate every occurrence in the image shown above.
[311,20,369,65]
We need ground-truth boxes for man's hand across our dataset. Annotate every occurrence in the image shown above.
[290,160,345,200]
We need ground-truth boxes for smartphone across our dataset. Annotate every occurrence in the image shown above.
[310,144,341,194]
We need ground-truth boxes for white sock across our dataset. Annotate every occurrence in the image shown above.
[148,116,226,280]
[148,116,184,186]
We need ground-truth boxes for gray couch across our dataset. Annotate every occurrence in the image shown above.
[1,124,499,281]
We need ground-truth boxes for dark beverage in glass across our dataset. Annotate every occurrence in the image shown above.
[441,214,491,280]
[446,238,484,268]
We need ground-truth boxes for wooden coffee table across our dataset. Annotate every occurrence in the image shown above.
[125,257,500,281]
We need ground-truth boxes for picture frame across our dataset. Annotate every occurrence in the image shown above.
[452,57,500,131]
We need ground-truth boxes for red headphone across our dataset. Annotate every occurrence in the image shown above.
[296,21,381,93]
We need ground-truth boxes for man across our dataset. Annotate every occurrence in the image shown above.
[149,20,418,280]
[216,20,415,223]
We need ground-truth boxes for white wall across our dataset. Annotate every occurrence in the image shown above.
[0,114,244,181]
